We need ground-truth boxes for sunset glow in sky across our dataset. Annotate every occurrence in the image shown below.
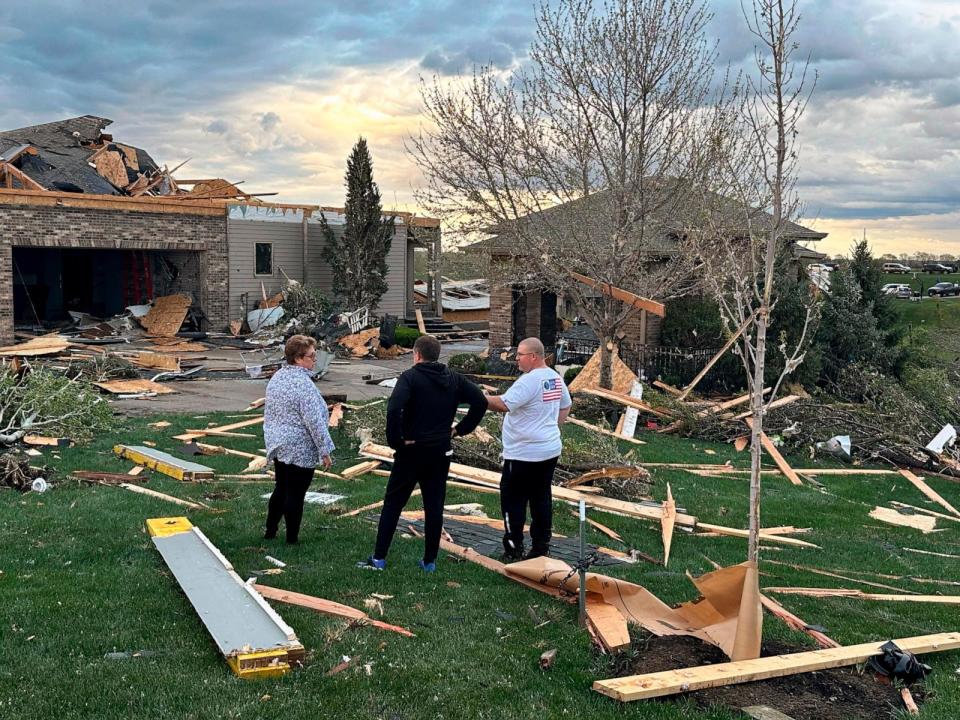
[3,1,959,257]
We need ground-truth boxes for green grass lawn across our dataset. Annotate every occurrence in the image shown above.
[2,409,959,719]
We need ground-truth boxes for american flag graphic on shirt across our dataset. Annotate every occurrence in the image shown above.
[541,377,563,402]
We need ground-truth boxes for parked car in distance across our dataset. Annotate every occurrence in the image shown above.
[894,286,915,299]
[807,263,834,273]
[927,282,960,297]
[922,262,954,274]
[883,262,912,274]
[882,283,912,295]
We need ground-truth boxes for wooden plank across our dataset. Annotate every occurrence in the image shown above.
[742,707,796,720]
[361,442,698,527]
[566,416,646,445]
[118,483,208,509]
[568,271,665,317]
[569,510,624,543]
[23,435,70,447]
[415,308,427,335]
[253,584,414,637]
[0,335,70,356]
[652,380,682,396]
[585,596,631,651]
[731,395,800,421]
[592,632,960,701]
[763,588,960,604]
[897,468,960,518]
[194,442,261,460]
[869,506,937,533]
[174,415,264,442]
[579,387,674,419]
[677,312,755,400]
[131,352,181,372]
[94,379,175,395]
[337,491,421,518]
[184,429,255,438]
[139,294,192,337]
[744,418,803,486]
[696,523,819,549]
[759,594,839,649]
[661,484,676,566]
[764,559,917,594]
[340,460,381,479]
[890,501,960,523]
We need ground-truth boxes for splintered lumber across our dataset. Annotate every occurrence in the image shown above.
[869,506,938,533]
[568,271,665,317]
[570,511,623,543]
[439,538,571,600]
[763,588,960,605]
[579,386,674,419]
[698,389,771,418]
[185,429,255,438]
[359,442,698,528]
[340,461,381,479]
[246,397,266,411]
[592,632,960,701]
[139,294,192,337]
[652,380,682,396]
[696,523,819,549]
[23,435,70,447]
[759,594,839,649]
[677,312,755,401]
[564,466,648,488]
[415,308,427,335]
[120,483,209,509]
[114,445,214,481]
[338,491,421,518]
[253,584,414,637]
[328,403,343,428]
[897,468,960,518]
[146,518,302,679]
[566,416,646,445]
[731,395,800,421]
[174,415,264,442]
[661,485,676,566]
[194,442,261,460]
[586,595,632,651]
[764,560,917,594]
[72,470,148,485]
[0,335,71,357]
[94,379,175,395]
[744,418,803,486]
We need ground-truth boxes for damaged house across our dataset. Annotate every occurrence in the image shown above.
[0,115,439,344]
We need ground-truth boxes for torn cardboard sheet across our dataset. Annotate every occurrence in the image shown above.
[505,557,758,660]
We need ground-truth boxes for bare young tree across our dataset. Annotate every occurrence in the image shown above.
[408,0,730,387]
[696,0,817,659]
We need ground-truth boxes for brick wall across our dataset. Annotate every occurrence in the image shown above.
[0,204,228,342]
[488,281,514,349]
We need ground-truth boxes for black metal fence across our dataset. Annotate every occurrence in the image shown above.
[555,335,721,386]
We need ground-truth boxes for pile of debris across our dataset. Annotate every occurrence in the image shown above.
[0,452,51,492]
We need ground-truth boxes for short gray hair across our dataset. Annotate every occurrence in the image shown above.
[518,337,544,355]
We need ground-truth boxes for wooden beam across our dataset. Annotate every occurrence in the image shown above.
[174,415,264,442]
[415,308,427,335]
[566,416,647,445]
[730,394,801,421]
[253,584,414,636]
[696,389,770,418]
[0,187,226,215]
[579,387,674,419]
[117,482,209,510]
[695,523,819,548]
[568,271,665,317]
[869,506,937,533]
[585,596,631,651]
[897,468,960,518]
[759,594,839,649]
[677,312,755,401]
[744,418,803,486]
[340,460,382,479]
[0,162,46,191]
[763,588,960,604]
[592,632,960,701]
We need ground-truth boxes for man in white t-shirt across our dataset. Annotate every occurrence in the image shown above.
[485,337,572,560]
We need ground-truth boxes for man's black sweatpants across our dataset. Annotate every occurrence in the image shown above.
[265,459,314,543]
[373,446,451,564]
[500,456,558,557]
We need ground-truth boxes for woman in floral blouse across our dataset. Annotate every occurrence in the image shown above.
[263,334,335,544]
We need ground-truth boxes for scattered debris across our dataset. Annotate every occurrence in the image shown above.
[114,445,214,481]
[539,648,557,670]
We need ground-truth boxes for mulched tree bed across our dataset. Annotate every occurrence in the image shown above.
[613,635,919,720]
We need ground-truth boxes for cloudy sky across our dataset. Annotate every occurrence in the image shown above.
[2,1,959,256]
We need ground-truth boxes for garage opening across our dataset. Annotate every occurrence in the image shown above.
[12,247,204,328]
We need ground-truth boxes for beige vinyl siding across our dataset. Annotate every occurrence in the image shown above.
[227,218,305,320]
[307,220,407,317]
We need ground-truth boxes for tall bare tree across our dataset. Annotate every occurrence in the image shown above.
[696,0,817,659]
[408,0,731,386]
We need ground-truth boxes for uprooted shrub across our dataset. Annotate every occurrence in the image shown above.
[0,365,116,445]
[447,353,486,375]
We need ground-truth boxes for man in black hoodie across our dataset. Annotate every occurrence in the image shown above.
[359,334,487,572]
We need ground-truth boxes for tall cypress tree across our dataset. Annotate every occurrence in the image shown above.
[320,138,394,311]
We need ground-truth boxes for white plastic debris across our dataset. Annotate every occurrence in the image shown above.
[816,435,851,459]
[31,478,49,493]
[926,424,957,455]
